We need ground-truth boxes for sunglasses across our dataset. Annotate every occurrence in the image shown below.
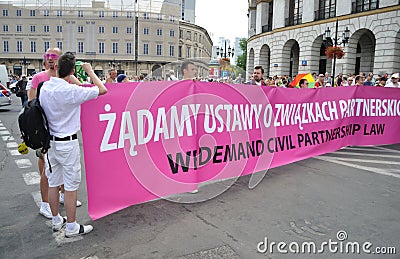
[44,53,59,60]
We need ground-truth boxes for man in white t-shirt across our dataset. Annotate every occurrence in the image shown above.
[40,52,107,237]
[385,73,399,88]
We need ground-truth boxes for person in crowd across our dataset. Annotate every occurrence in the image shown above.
[116,74,129,83]
[324,72,332,86]
[181,61,197,80]
[39,52,107,237]
[363,73,374,86]
[315,74,325,88]
[234,73,244,84]
[385,73,399,88]
[249,66,266,86]
[15,75,28,107]
[299,78,309,88]
[355,75,365,86]
[106,69,117,83]
[27,47,82,219]
[340,76,349,86]
[167,70,178,81]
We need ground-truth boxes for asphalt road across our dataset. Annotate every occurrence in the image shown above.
[1,95,399,259]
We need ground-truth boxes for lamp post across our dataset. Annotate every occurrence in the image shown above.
[323,19,350,84]
[19,56,30,75]
[216,40,234,78]
[134,0,139,76]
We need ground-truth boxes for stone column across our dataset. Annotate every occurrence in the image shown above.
[272,0,285,30]
[302,0,316,23]
[256,1,268,34]
[336,0,352,16]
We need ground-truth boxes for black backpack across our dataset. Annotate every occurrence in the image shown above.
[18,82,51,154]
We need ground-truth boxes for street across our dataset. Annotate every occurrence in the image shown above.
[1,94,399,259]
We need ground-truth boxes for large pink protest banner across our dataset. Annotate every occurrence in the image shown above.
[81,82,400,219]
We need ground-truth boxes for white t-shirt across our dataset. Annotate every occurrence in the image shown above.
[39,77,99,137]
[385,82,399,88]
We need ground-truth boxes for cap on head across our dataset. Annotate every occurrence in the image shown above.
[117,74,127,83]
[392,73,399,79]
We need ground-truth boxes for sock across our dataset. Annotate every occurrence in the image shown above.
[52,214,62,225]
[66,221,79,232]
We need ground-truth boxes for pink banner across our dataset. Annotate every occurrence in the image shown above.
[81,82,400,219]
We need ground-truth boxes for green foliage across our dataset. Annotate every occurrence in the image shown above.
[236,38,247,71]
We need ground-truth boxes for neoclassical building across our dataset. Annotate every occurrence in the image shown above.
[247,0,400,79]
[0,0,212,79]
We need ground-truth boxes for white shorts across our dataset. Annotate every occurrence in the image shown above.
[45,139,81,191]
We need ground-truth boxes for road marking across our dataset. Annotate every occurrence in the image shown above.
[6,142,18,148]
[9,149,21,156]
[315,156,400,179]
[23,172,41,185]
[320,156,400,165]
[1,135,14,141]
[346,146,400,153]
[0,126,6,130]
[31,191,42,207]
[53,231,83,245]
[0,130,10,135]
[15,159,32,168]
[332,151,400,159]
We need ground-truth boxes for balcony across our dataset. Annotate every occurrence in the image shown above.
[351,0,379,14]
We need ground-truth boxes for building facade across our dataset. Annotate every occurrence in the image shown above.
[247,0,400,79]
[0,0,212,79]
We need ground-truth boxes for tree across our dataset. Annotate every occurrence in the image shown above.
[236,38,247,71]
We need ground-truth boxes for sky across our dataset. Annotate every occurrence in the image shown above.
[195,0,248,44]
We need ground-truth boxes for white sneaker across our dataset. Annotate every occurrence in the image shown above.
[59,193,82,207]
[65,224,93,238]
[39,204,52,219]
[190,189,199,194]
[52,217,67,232]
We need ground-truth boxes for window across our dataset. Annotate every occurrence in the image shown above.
[3,10,8,16]
[44,41,50,52]
[143,13,149,19]
[57,26,62,32]
[57,10,62,16]
[143,28,149,35]
[143,43,149,55]
[78,26,84,33]
[352,0,379,13]
[126,42,132,54]
[44,10,49,16]
[169,45,174,57]
[194,33,197,42]
[44,25,50,32]
[316,0,336,20]
[16,10,22,16]
[179,30,183,39]
[57,41,62,49]
[78,10,83,17]
[78,41,84,53]
[127,12,132,18]
[194,48,197,58]
[169,15,175,22]
[156,44,162,55]
[16,25,22,32]
[3,25,8,32]
[170,30,175,37]
[112,42,118,53]
[286,0,302,26]
[199,35,202,43]
[30,41,36,53]
[112,27,118,34]
[157,14,162,20]
[112,11,118,18]
[157,29,162,36]
[30,25,36,32]
[17,41,22,52]
[99,26,104,34]
[178,46,182,58]
[30,10,35,16]
[3,41,9,52]
[99,42,104,53]
[127,27,132,34]
[186,46,191,58]
[186,31,191,40]
[99,11,104,17]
